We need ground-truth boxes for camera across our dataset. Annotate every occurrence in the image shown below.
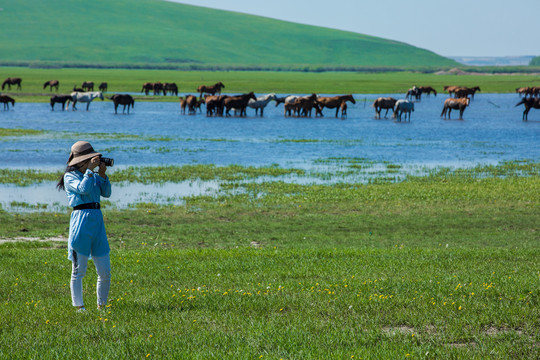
[100,157,114,167]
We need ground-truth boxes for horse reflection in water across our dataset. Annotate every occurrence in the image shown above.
[68,91,104,111]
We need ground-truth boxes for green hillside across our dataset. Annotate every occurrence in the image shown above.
[0,0,456,69]
[530,56,540,66]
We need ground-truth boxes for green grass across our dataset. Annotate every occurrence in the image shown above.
[0,0,455,69]
[0,166,539,358]
[1,67,540,103]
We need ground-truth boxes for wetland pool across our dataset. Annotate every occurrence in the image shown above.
[1,93,538,211]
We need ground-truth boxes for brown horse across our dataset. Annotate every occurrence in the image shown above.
[98,82,108,92]
[204,95,228,116]
[516,87,532,97]
[339,101,348,118]
[110,94,134,114]
[515,97,540,121]
[294,94,321,117]
[0,95,15,110]
[2,77,22,91]
[185,95,199,114]
[163,83,178,96]
[441,97,470,120]
[50,95,72,111]
[455,86,481,99]
[197,82,225,97]
[223,92,256,116]
[418,86,437,96]
[43,80,59,91]
[443,85,459,97]
[372,97,397,119]
[141,82,153,95]
[81,81,94,91]
[317,95,356,117]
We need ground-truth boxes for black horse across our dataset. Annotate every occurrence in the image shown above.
[98,82,108,92]
[0,95,15,110]
[50,95,72,111]
[516,97,540,121]
[110,94,134,114]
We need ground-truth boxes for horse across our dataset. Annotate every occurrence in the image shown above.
[393,99,414,122]
[50,95,72,111]
[153,82,163,96]
[223,92,257,116]
[339,101,348,118]
[441,97,470,120]
[141,82,153,95]
[73,85,84,92]
[110,94,134,114]
[372,97,397,119]
[274,96,290,107]
[185,95,199,114]
[283,94,320,117]
[2,77,22,91]
[163,83,178,96]
[98,82,108,92]
[197,82,225,98]
[81,81,94,91]
[0,95,15,110]
[248,93,277,116]
[515,97,540,121]
[68,91,104,111]
[317,95,356,117]
[516,87,531,97]
[455,86,480,100]
[418,86,437,97]
[204,95,228,116]
[406,86,421,101]
[443,85,460,97]
[43,80,59,91]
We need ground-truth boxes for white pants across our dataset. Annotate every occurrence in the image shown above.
[71,251,111,307]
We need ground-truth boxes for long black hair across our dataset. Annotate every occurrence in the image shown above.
[56,160,89,191]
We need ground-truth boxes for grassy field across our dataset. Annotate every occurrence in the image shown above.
[0,0,455,69]
[0,163,539,358]
[1,67,540,103]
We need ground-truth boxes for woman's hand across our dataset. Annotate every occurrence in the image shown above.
[98,162,107,178]
[88,156,101,171]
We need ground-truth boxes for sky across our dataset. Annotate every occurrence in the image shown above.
[168,0,539,58]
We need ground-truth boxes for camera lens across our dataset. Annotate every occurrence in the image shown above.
[100,157,114,167]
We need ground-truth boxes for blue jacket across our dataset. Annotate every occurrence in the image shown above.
[64,169,111,260]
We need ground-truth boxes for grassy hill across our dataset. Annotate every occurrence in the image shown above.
[529,56,540,66]
[0,0,457,69]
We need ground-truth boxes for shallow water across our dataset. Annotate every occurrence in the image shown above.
[0,93,538,211]
[1,93,538,169]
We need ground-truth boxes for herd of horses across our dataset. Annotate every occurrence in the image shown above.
[1,76,539,120]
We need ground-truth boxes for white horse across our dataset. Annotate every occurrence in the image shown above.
[393,99,414,122]
[248,93,277,116]
[68,91,104,111]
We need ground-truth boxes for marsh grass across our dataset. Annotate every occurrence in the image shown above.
[0,162,538,358]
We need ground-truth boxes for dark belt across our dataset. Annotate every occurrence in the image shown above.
[73,202,100,210]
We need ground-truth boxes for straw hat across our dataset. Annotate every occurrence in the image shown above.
[67,141,101,166]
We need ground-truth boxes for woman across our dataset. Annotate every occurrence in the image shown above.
[56,141,112,312]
